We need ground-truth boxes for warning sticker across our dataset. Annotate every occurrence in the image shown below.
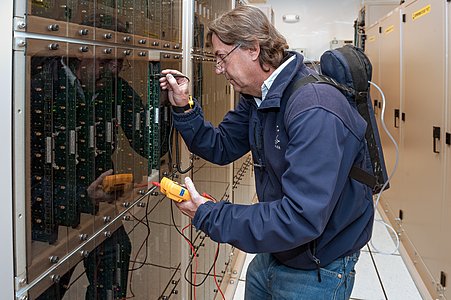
[385,25,395,35]
[412,4,431,21]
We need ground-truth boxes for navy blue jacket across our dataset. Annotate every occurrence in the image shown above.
[173,52,374,269]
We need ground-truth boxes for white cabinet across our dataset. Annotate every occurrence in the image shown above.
[362,0,400,27]
[401,0,446,284]
[377,7,404,228]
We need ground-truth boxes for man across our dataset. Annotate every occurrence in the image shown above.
[159,5,374,300]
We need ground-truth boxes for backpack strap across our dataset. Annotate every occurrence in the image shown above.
[289,74,360,96]
[349,166,377,189]
[286,74,378,191]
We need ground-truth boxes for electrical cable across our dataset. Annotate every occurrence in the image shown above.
[126,194,166,299]
[368,80,400,255]
[126,195,151,299]
[167,121,174,162]
[182,223,198,300]
[169,199,222,289]
[177,199,224,288]
[127,195,151,272]
[167,116,226,297]
[175,128,194,174]
[213,243,226,300]
[167,121,194,174]
[65,193,162,294]
[182,236,222,287]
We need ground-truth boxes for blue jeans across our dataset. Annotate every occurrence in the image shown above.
[245,251,359,300]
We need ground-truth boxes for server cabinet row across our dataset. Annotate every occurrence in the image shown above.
[365,0,451,298]
[23,0,182,50]
[17,36,184,299]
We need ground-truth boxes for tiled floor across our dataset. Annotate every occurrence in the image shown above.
[233,209,424,300]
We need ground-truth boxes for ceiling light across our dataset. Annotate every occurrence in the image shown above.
[282,14,300,23]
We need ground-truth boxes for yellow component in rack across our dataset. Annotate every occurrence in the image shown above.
[102,173,133,193]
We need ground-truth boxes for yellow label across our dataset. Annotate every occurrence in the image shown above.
[368,36,376,42]
[385,25,395,35]
[412,4,431,21]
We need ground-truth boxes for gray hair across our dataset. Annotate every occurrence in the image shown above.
[207,5,289,72]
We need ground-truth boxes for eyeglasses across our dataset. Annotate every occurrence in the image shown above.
[215,44,241,71]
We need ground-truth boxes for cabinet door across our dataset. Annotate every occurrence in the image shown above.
[443,1,451,298]
[378,8,403,223]
[365,22,381,111]
[402,0,446,283]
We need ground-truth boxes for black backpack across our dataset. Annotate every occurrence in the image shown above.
[288,45,389,194]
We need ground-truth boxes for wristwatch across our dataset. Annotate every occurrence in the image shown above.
[172,103,192,113]
[172,96,194,113]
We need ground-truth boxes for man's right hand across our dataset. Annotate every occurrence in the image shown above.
[86,169,116,203]
[159,69,190,107]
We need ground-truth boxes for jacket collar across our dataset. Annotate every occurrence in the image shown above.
[241,51,310,108]
[258,51,308,110]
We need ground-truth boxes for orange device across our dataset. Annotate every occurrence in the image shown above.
[152,177,191,202]
[102,173,133,193]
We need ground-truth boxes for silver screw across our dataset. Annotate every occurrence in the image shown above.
[49,256,59,263]
[17,21,26,29]
[17,40,26,47]
[51,274,61,283]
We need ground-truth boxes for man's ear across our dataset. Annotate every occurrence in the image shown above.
[248,41,260,62]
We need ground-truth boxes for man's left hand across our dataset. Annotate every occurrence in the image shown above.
[175,177,209,219]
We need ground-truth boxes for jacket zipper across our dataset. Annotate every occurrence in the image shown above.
[312,240,322,282]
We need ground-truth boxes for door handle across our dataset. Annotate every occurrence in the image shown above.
[433,126,441,154]
[394,109,400,128]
